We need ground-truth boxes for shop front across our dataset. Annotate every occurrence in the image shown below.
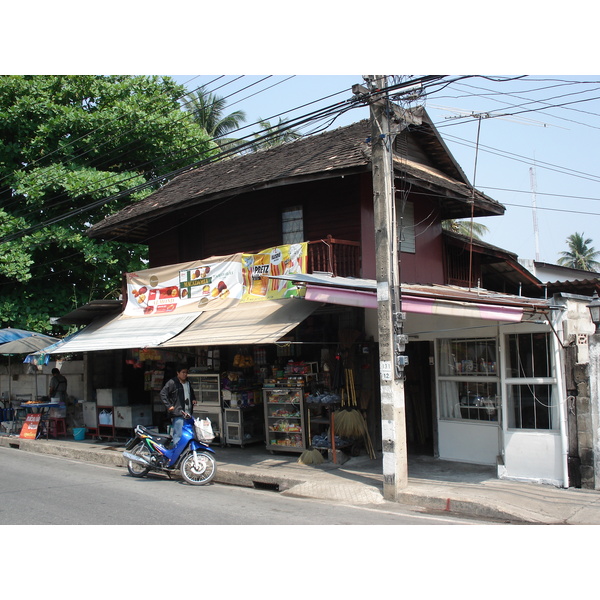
[43,251,569,487]
[293,273,567,486]
[44,246,380,461]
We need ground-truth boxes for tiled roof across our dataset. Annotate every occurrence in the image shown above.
[88,118,504,241]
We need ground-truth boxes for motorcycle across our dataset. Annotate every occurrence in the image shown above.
[123,415,216,486]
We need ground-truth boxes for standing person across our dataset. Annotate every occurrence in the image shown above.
[49,367,68,402]
[160,364,195,446]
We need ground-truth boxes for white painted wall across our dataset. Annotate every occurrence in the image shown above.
[0,360,84,403]
[499,430,563,486]
[438,420,499,465]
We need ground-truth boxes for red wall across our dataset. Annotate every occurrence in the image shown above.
[147,172,445,285]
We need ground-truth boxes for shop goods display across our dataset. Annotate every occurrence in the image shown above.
[264,387,306,453]
[306,392,340,404]
[310,433,345,449]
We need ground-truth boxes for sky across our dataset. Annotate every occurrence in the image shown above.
[4,2,599,267]
[170,74,600,266]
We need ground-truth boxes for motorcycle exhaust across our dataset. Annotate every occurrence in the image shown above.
[123,451,152,466]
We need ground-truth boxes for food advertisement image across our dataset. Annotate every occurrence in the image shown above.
[241,242,308,302]
[124,244,308,316]
[124,255,243,317]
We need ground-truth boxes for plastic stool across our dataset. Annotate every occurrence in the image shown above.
[48,418,67,438]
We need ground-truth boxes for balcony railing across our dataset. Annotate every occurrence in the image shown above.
[308,235,360,277]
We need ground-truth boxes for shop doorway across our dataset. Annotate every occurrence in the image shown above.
[404,341,435,455]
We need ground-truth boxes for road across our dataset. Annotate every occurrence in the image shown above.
[0,447,503,525]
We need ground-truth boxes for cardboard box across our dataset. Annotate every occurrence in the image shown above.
[96,388,128,406]
[114,405,153,428]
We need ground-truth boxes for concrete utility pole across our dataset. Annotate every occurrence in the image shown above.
[354,76,421,500]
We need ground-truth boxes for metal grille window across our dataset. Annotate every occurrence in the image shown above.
[505,332,557,430]
[282,206,304,244]
[436,338,499,422]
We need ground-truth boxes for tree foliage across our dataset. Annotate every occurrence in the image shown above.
[557,232,600,272]
[442,219,489,240]
[251,118,301,151]
[0,75,215,334]
[182,85,247,151]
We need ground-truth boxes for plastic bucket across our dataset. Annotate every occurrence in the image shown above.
[73,427,86,441]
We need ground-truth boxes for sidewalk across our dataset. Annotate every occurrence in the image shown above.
[2,432,600,524]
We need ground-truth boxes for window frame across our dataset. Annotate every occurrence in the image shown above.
[436,337,500,423]
[504,332,558,431]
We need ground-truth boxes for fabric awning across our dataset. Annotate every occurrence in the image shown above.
[159,298,320,347]
[47,312,200,353]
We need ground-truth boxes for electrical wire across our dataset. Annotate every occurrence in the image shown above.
[0,77,361,236]
[0,87,366,244]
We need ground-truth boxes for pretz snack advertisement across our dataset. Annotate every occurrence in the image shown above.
[241,242,307,302]
[124,243,308,317]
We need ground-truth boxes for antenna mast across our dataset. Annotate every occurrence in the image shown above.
[529,165,540,261]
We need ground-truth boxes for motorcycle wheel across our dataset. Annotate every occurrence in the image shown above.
[180,451,217,486]
[127,441,152,477]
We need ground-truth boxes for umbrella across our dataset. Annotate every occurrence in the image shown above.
[0,333,59,403]
[0,334,59,355]
[0,328,44,344]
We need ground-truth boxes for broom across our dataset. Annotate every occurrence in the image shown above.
[334,369,377,459]
[298,408,324,465]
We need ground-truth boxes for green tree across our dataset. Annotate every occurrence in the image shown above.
[182,85,246,151]
[442,219,489,240]
[251,118,302,151]
[0,75,215,334]
[557,232,600,271]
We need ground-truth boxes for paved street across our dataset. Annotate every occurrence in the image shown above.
[0,447,501,525]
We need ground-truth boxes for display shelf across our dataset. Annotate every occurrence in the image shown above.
[263,387,306,453]
[188,373,224,445]
[224,405,264,447]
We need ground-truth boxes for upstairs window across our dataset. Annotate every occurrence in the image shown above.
[396,199,415,253]
[282,205,304,244]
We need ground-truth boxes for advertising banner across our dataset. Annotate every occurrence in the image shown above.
[241,242,308,302]
[124,254,244,317]
[123,243,308,316]
[20,413,41,439]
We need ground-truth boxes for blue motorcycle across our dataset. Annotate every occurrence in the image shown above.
[123,416,216,486]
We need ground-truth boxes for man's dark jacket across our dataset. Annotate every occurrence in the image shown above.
[160,377,196,417]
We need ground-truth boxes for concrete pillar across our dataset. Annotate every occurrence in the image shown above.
[589,333,600,491]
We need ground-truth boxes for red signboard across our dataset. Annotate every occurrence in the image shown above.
[20,413,41,439]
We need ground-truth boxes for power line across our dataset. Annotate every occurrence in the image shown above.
[0,90,365,243]
[0,76,355,231]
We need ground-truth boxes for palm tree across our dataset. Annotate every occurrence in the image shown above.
[182,86,246,151]
[250,118,301,152]
[558,232,600,271]
[442,219,489,240]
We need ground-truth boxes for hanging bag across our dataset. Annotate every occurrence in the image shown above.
[194,417,215,443]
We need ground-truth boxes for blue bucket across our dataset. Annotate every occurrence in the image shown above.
[73,427,86,441]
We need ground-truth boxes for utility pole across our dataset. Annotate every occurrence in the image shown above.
[353,76,421,500]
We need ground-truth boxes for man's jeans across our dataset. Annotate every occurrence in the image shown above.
[171,417,184,447]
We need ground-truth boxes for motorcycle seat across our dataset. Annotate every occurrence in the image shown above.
[138,425,172,443]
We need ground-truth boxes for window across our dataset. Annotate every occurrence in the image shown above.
[282,206,304,244]
[437,338,499,422]
[506,332,557,430]
[396,200,415,253]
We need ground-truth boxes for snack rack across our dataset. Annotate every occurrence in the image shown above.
[263,387,306,453]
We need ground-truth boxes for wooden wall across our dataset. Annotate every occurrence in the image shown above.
[146,171,446,285]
